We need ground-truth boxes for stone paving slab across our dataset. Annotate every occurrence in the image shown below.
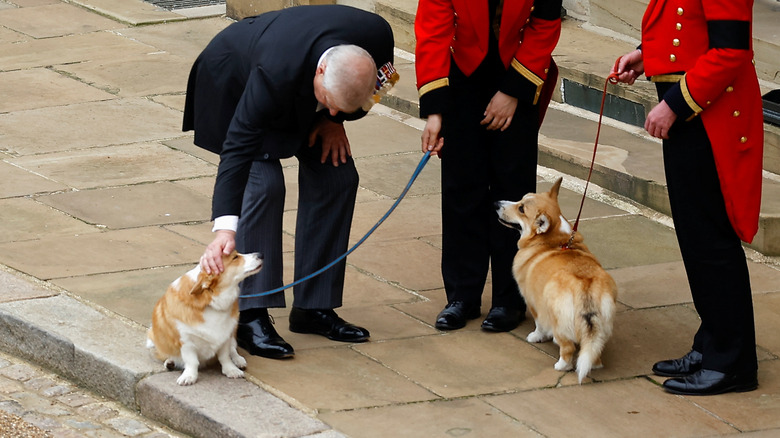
[154,94,188,114]
[0,68,114,113]
[0,227,205,279]
[487,378,740,438]
[111,18,228,61]
[349,195,441,242]
[50,265,195,327]
[56,52,194,98]
[0,2,122,38]
[244,346,439,412]
[576,215,682,269]
[10,0,59,5]
[9,143,215,190]
[0,161,68,197]
[163,137,221,166]
[356,154,441,198]
[38,182,211,229]
[690,359,780,432]
[163,221,221,246]
[0,31,157,71]
[0,24,24,44]
[69,0,189,26]
[0,99,184,155]
[609,261,696,308]
[0,198,99,243]
[596,306,703,380]
[611,260,780,309]
[754,293,780,358]
[348,239,446,291]
[345,112,423,157]
[320,397,541,437]
[356,330,559,398]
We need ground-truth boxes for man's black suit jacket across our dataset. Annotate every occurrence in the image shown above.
[182,5,395,219]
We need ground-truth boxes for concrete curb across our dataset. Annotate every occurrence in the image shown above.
[0,270,339,438]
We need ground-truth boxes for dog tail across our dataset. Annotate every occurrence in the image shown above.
[576,293,615,384]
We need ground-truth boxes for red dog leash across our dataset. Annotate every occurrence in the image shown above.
[563,57,621,250]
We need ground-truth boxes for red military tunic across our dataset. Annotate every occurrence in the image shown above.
[415,0,561,118]
[642,0,763,242]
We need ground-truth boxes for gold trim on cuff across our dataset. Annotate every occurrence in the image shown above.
[418,78,449,97]
[680,74,704,115]
[511,59,544,104]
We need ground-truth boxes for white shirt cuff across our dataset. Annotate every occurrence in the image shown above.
[212,215,239,232]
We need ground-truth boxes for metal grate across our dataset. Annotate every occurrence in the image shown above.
[145,0,224,10]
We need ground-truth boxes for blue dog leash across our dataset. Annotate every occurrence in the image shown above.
[240,150,432,299]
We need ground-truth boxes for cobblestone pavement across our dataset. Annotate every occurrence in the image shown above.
[0,351,188,438]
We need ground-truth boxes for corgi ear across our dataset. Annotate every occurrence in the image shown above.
[189,273,215,295]
[535,213,550,234]
[550,177,563,200]
[188,281,206,295]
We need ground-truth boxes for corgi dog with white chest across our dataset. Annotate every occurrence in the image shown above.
[495,178,617,383]
[146,250,262,386]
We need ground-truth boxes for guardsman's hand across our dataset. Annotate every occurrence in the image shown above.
[612,49,644,85]
[421,114,444,158]
[481,91,517,131]
[645,100,677,139]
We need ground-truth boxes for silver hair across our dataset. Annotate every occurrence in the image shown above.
[321,45,377,113]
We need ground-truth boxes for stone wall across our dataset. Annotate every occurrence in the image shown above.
[226,0,335,21]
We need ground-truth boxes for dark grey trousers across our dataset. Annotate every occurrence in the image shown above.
[236,143,359,311]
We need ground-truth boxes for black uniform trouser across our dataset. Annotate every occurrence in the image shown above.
[660,84,757,375]
[439,64,539,310]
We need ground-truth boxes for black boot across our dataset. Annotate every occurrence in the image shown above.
[435,302,480,330]
[652,350,702,377]
[237,308,294,359]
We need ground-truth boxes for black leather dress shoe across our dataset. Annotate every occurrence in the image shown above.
[663,369,758,396]
[481,306,525,332]
[652,350,703,377]
[435,301,480,330]
[236,308,294,359]
[288,308,370,342]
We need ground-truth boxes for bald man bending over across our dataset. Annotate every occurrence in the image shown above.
[183,5,395,359]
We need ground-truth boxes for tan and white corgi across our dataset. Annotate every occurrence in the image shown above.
[146,251,262,386]
[496,178,617,383]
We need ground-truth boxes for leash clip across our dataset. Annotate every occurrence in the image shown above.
[561,231,576,251]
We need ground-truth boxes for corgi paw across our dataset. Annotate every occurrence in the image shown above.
[223,366,245,379]
[177,370,198,386]
[527,330,551,343]
[231,354,247,370]
[145,338,155,349]
[554,358,573,371]
[163,359,176,371]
